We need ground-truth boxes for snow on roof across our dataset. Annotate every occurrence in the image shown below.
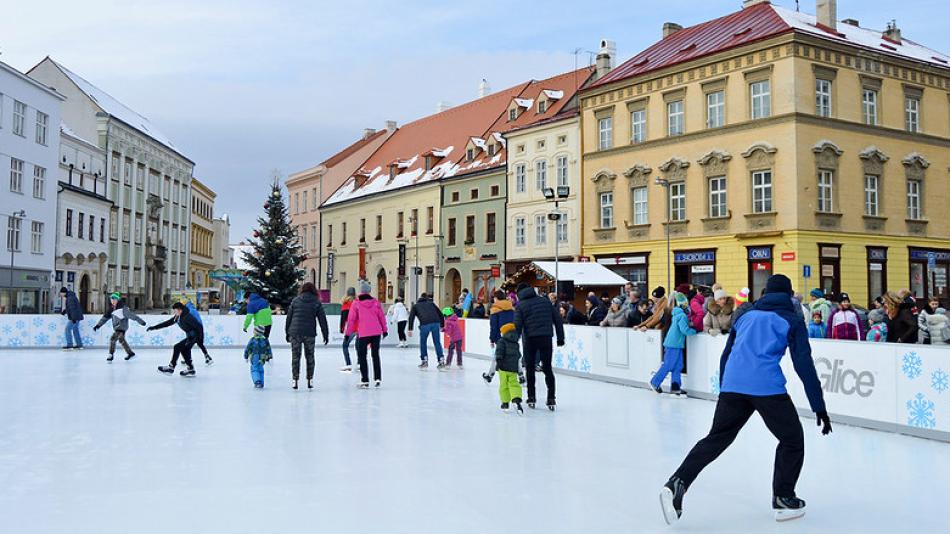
[531,261,627,287]
[542,89,564,100]
[59,121,99,149]
[469,137,487,150]
[491,132,507,147]
[50,59,190,161]
[513,98,534,109]
[431,146,453,158]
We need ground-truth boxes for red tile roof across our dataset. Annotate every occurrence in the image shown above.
[321,129,389,169]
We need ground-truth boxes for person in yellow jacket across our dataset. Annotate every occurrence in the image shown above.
[243,293,274,339]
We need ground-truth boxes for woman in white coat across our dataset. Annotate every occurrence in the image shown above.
[388,296,411,348]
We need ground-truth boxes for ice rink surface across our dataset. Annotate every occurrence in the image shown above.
[1,346,947,534]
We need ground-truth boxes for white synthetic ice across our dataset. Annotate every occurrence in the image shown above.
[1,347,947,533]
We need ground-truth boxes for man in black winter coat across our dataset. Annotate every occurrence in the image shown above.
[585,295,608,326]
[148,302,203,377]
[285,282,330,388]
[407,293,446,368]
[513,284,565,410]
[60,287,85,349]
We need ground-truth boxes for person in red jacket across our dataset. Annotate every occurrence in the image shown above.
[345,280,388,388]
[689,290,707,331]
[826,293,865,341]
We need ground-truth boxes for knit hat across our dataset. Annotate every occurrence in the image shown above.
[346,287,356,297]
[442,307,454,316]
[764,274,793,296]
[651,286,666,299]
[675,283,691,296]
[810,288,824,299]
[735,287,750,304]
[611,297,623,306]
[673,292,689,309]
[713,289,727,301]
[839,292,851,303]
[358,279,371,295]
[499,323,516,336]
[60,287,68,294]
[868,308,886,325]
[110,292,121,300]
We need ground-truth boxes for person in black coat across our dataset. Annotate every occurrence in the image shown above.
[626,299,652,327]
[560,302,587,326]
[513,284,565,410]
[408,293,446,367]
[285,282,330,388]
[885,292,919,343]
[60,287,84,349]
[148,302,203,376]
[585,295,608,326]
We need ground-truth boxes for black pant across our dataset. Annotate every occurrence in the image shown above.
[356,335,381,383]
[672,392,805,498]
[290,335,316,380]
[171,337,196,368]
[522,336,555,402]
[195,331,209,357]
[396,321,407,342]
[263,325,271,339]
[109,330,132,355]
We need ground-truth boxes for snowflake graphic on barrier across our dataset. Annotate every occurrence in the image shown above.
[7,338,23,347]
[219,336,233,346]
[1,325,12,335]
[575,339,585,353]
[34,333,49,346]
[907,393,936,428]
[710,372,721,395]
[150,335,165,346]
[215,324,225,333]
[204,335,215,346]
[580,358,591,373]
[48,322,58,332]
[128,333,145,346]
[902,352,923,380]
[554,352,564,368]
[15,320,25,330]
[932,369,949,394]
[32,317,44,327]
[81,335,94,346]
[567,354,578,371]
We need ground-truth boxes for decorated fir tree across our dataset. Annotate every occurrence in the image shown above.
[241,180,306,307]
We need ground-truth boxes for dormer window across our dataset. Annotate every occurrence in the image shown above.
[425,156,433,171]
[389,166,397,179]
[488,144,496,157]
[538,100,548,113]
[467,148,475,161]
[509,108,518,121]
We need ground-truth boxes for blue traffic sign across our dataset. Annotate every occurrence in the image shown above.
[803,265,812,279]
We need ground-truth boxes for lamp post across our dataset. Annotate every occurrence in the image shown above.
[543,185,570,299]
[654,177,672,292]
[4,210,27,308]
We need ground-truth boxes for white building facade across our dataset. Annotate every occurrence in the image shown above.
[0,60,64,313]
[54,126,111,313]
[29,58,195,310]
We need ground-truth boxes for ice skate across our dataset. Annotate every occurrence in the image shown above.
[437,360,447,371]
[179,367,196,377]
[526,398,536,409]
[307,379,314,389]
[456,364,463,370]
[500,402,510,412]
[340,365,352,373]
[254,381,264,389]
[671,384,687,398]
[204,355,214,366]
[292,379,299,390]
[653,385,663,394]
[62,346,74,351]
[513,398,524,416]
[518,373,526,385]
[374,379,381,388]
[482,372,493,384]
[773,496,806,522]
[418,360,428,370]
[157,365,175,375]
[124,352,136,361]
[106,354,114,363]
[357,382,370,389]
[660,477,687,525]
[547,398,556,411]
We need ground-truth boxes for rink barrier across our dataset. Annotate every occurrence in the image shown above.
[460,318,950,443]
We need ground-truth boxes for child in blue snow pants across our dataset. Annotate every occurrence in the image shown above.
[250,352,265,386]
[650,292,696,394]
[244,326,272,388]
[651,347,685,390]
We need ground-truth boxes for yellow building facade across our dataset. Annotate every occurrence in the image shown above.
[188,177,216,292]
[581,4,950,306]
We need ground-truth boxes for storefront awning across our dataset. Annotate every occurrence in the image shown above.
[530,261,627,287]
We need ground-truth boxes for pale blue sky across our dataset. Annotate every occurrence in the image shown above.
[2,0,946,238]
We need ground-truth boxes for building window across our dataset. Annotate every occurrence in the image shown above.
[907,179,922,219]
[669,182,686,222]
[862,89,878,125]
[310,224,317,249]
[35,111,49,145]
[815,79,832,117]
[538,100,548,113]
[488,144,496,157]
[632,186,648,225]
[905,96,920,132]
[515,164,526,193]
[30,221,42,253]
[311,187,317,210]
[89,215,95,242]
[708,176,727,218]
[817,170,834,213]
[751,170,773,213]
[631,109,647,143]
[359,218,366,242]
[706,91,725,128]
[447,218,457,246]
[300,225,308,250]
[490,184,500,196]
[375,215,383,240]
[32,165,45,199]
[557,134,567,145]
[78,212,85,239]
[9,158,23,193]
[598,117,613,150]
[509,108,517,121]
[486,212,496,243]
[301,191,308,213]
[65,209,73,237]
[451,191,459,202]
[410,209,418,236]
[555,214,567,244]
[750,80,771,119]
[599,192,614,228]
[465,215,475,243]
[867,248,888,305]
[294,192,300,214]
[6,217,21,251]
[12,100,26,136]
[396,212,404,238]
[100,218,105,243]
[535,160,548,191]
[534,214,547,245]
[555,155,568,187]
[818,244,841,297]
[515,217,525,246]
[426,206,434,234]
[667,100,684,136]
[466,148,475,161]
[110,211,118,240]
[341,222,347,245]
[470,188,479,200]
[327,224,333,247]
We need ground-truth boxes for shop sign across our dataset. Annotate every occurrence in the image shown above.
[596,255,646,266]
[674,251,715,264]
[867,248,887,261]
[326,253,335,280]
[822,265,835,277]
[869,263,883,271]
[753,262,771,271]
[491,265,500,278]
[820,246,840,258]
[691,265,714,274]
[748,247,772,260]
[910,250,950,262]
[781,252,796,262]
[398,244,406,277]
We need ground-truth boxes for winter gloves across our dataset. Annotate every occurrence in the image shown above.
[816,411,833,435]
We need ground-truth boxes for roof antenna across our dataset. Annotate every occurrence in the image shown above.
[796,0,800,12]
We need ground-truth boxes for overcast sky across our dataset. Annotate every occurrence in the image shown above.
[3,0,947,239]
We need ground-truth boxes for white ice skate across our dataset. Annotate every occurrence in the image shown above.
[773,496,806,522]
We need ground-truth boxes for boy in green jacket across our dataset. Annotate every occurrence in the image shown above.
[495,323,524,415]
[243,293,273,338]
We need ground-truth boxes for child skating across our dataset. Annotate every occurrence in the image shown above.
[93,292,146,362]
[494,323,524,415]
[649,291,696,397]
[659,275,831,525]
[483,290,515,384]
[443,307,464,368]
[243,293,273,338]
[244,325,272,388]
[147,302,203,377]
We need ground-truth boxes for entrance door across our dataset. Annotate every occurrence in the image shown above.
[376,269,387,303]
[79,274,90,312]
[818,244,841,298]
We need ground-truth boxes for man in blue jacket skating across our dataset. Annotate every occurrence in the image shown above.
[659,274,832,525]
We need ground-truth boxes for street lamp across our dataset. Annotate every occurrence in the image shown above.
[654,177,672,293]
[543,186,570,300]
[4,210,27,307]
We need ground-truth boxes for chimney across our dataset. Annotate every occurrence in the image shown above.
[436,101,452,113]
[594,39,616,81]
[884,20,902,43]
[362,128,376,140]
[842,18,859,27]
[478,79,491,98]
[385,120,397,132]
[742,0,770,8]
[816,0,837,30]
[663,22,683,39]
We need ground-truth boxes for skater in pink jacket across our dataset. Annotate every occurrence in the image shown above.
[443,307,464,368]
[345,280,388,388]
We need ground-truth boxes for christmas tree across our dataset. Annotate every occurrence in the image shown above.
[241,179,306,307]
